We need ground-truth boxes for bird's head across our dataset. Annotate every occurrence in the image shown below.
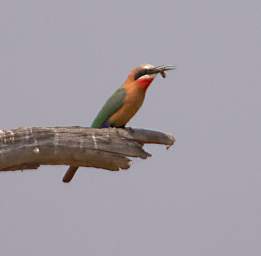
[126,64,175,91]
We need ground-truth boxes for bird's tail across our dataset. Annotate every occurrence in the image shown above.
[63,166,78,183]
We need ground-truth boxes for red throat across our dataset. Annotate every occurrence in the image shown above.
[137,77,154,91]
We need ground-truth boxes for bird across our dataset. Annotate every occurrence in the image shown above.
[62,64,175,183]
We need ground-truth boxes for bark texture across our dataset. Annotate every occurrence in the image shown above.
[0,127,175,179]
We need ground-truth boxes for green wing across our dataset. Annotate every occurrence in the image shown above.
[91,87,126,128]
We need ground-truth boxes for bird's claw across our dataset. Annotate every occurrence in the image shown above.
[125,127,135,133]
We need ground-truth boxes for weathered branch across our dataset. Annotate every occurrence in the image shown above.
[0,127,175,177]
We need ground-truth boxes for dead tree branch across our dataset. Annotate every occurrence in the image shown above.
[0,127,175,178]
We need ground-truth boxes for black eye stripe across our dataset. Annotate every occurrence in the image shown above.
[134,69,148,80]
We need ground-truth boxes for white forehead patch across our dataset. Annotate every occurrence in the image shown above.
[142,64,155,69]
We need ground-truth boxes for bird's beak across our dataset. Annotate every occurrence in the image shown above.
[146,65,176,78]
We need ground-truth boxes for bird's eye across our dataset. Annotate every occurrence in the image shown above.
[134,69,148,80]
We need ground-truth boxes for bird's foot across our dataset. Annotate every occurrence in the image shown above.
[124,127,135,133]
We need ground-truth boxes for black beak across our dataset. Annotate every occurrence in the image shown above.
[146,65,176,78]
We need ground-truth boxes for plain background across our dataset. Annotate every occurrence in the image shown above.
[0,0,261,255]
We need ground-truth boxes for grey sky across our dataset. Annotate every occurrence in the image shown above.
[0,0,261,255]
